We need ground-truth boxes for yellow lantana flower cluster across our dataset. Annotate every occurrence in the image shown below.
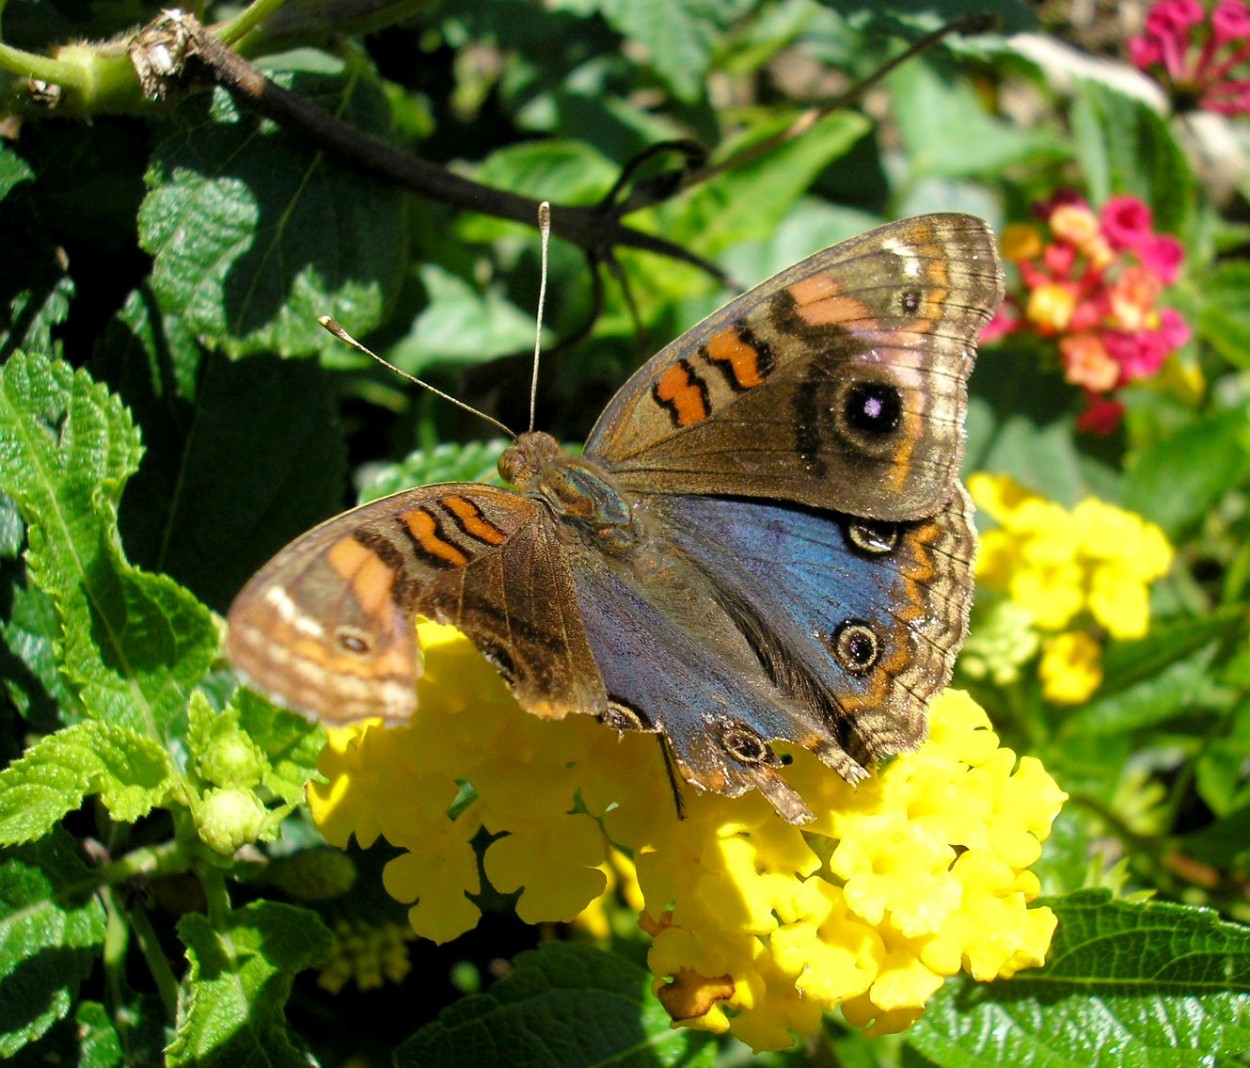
[969,473,1173,703]
[308,622,1066,1051]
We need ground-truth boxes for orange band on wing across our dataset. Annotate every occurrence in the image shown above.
[327,536,399,614]
[787,275,874,326]
[402,509,470,567]
[704,327,768,389]
[653,361,710,426]
[443,495,507,546]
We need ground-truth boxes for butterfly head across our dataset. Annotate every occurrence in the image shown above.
[498,430,563,490]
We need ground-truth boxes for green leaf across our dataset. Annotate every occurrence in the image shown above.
[359,440,509,504]
[0,557,79,722]
[966,340,1118,507]
[111,350,347,613]
[1122,404,1250,541]
[591,0,752,103]
[1196,260,1250,371]
[1058,609,1244,741]
[391,263,543,373]
[906,890,1250,1066]
[0,352,217,731]
[1071,80,1197,234]
[0,145,33,200]
[669,110,871,258]
[0,831,108,1058]
[19,1000,124,1068]
[399,941,716,1066]
[139,69,407,358]
[890,60,1069,181]
[232,690,323,809]
[0,720,171,845]
[463,139,620,215]
[168,902,332,1068]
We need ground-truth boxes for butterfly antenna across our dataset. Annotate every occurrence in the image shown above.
[528,201,552,434]
[317,317,517,441]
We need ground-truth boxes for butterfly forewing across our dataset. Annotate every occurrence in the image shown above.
[585,214,1003,521]
[226,482,604,724]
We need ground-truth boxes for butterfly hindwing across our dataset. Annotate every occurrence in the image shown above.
[585,214,1002,521]
[563,487,975,823]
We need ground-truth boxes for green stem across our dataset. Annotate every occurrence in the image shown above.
[200,865,234,925]
[127,895,182,1019]
[0,40,88,87]
[100,885,131,1018]
[216,0,293,47]
[100,839,191,886]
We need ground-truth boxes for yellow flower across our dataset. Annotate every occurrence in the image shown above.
[1026,282,1076,334]
[1000,222,1044,262]
[970,472,1173,665]
[308,623,1066,1051]
[1040,632,1103,704]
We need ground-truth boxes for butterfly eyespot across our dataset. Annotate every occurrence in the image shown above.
[334,626,375,656]
[901,289,922,314]
[843,382,902,436]
[828,621,880,675]
[846,519,899,556]
[719,724,775,766]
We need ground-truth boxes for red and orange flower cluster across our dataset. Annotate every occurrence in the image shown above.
[1129,0,1250,114]
[983,194,1189,432]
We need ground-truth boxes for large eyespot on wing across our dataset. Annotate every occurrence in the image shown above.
[585,213,1004,521]
[225,484,553,725]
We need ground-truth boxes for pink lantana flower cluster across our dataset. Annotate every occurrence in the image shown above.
[983,193,1190,432]
[1128,0,1250,115]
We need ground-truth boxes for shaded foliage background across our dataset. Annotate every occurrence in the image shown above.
[1,0,1249,1064]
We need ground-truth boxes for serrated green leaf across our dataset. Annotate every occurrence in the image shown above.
[0,720,171,844]
[0,562,79,722]
[0,831,107,1058]
[168,901,331,1068]
[391,263,542,373]
[399,941,715,1067]
[0,352,218,731]
[0,157,73,356]
[1071,80,1197,235]
[1196,261,1250,371]
[906,890,1250,1067]
[139,70,407,358]
[97,285,207,403]
[1122,404,1250,540]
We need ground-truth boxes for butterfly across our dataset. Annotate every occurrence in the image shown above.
[226,213,1004,824]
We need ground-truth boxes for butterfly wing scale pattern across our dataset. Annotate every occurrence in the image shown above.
[586,214,1003,521]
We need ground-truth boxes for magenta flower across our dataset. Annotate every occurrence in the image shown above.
[984,194,1190,432]
[1129,0,1250,115]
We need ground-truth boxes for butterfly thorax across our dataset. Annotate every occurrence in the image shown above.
[500,431,643,556]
